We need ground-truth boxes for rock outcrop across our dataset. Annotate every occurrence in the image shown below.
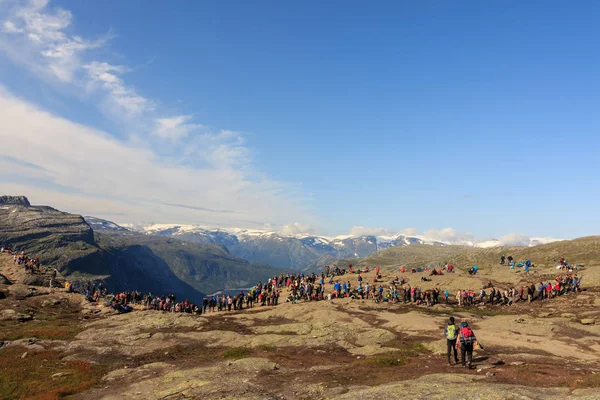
[0,195,31,207]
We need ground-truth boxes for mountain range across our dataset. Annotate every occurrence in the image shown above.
[104,223,562,271]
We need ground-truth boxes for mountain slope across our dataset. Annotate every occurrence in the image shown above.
[94,233,288,295]
[0,197,287,301]
[359,236,600,270]
[0,200,205,300]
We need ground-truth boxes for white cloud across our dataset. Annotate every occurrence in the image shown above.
[0,2,313,231]
[153,115,201,140]
[498,233,531,246]
[1,0,105,83]
[2,20,22,33]
[422,227,475,244]
[349,226,396,237]
[83,61,152,116]
[401,227,418,236]
[0,88,310,228]
[281,223,316,236]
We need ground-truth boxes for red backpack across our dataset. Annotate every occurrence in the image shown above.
[461,327,473,338]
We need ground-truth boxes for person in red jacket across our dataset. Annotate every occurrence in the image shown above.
[456,320,477,369]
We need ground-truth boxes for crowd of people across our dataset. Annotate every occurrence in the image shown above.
[94,258,585,316]
[1,246,62,288]
[454,273,581,307]
[0,245,592,372]
[102,275,289,315]
[2,246,42,274]
[0,244,587,317]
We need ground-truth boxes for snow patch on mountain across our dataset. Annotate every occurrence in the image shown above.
[131,223,563,249]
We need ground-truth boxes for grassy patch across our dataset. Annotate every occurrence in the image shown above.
[222,347,252,359]
[409,342,427,352]
[0,346,106,400]
[275,331,298,336]
[365,352,408,367]
[0,319,84,341]
[256,345,277,353]
[360,342,428,368]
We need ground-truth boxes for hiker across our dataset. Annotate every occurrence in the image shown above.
[500,255,506,265]
[456,319,477,368]
[445,317,459,365]
[49,268,58,289]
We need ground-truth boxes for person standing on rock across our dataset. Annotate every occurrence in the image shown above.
[456,319,476,369]
[49,268,58,290]
[444,317,459,365]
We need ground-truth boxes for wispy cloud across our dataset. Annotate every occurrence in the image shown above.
[161,202,233,214]
[0,87,310,227]
[0,155,47,171]
[1,0,107,83]
[153,115,201,140]
[83,61,152,116]
[0,1,312,228]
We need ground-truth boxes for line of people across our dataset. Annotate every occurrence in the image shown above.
[456,273,582,307]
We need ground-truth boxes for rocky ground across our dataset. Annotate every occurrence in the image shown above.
[1,253,600,399]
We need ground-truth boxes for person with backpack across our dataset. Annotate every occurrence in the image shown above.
[456,319,476,368]
[444,316,459,365]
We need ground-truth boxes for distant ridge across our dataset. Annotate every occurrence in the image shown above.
[122,223,563,271]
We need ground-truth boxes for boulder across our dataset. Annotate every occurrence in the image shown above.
[23,275,50,287]
[0,273,11,285]
[8,284,35,299]
[16,313,34,322]
[42,299,61,307]
[0,309,17,321]
[580,319,595,325]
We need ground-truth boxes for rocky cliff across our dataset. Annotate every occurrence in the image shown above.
[0,196,31,207]
[0,197,286,301]
[0,198,96,267]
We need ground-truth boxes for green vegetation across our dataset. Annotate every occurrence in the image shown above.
[0,319,84,341]
[362,341,428,368]
[222,347,252,359]
[365,352,408,367]
[360,236,600,271]
[0,346,106,400]
[256,345,278,353]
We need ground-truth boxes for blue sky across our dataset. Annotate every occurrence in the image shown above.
[0,0,599,242]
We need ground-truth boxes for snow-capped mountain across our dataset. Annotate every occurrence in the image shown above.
[84,216,131,233]
[86,220,564,271]
[474,237,562,248]
[122,224,447,270]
